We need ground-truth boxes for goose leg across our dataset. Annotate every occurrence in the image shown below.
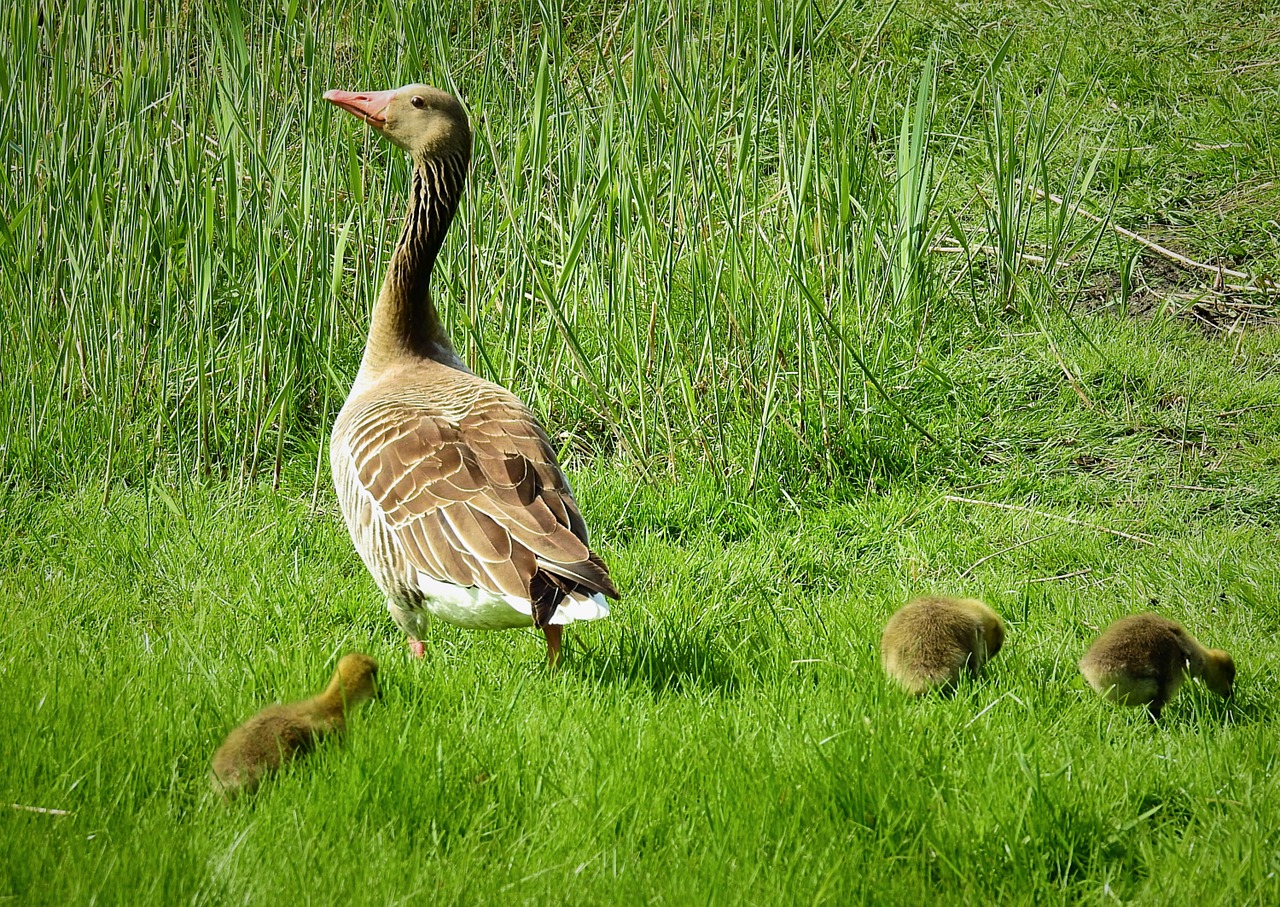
[543,625,563,669]
[388,602,428,659]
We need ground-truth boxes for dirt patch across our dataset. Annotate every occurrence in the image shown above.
[1079,250,1277,333]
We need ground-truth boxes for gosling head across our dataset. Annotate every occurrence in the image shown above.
[1200,648,1235,699]
[323,84,471,162]
[334,653,380,706]
[980,607,1005,660]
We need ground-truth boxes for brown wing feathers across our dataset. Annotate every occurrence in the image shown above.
[348,394,619,620]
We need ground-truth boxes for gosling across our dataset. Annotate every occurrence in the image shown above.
[880,595,1005,694]
[210,653,379,799]
[1079,612,1234,720]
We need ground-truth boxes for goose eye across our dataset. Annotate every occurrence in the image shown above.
[410,95,425,109]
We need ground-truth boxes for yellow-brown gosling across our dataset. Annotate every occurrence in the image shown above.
[880,595,1005,695]
[209,653,380,799]
[1078,612,1234,720]
[322,84,619,667]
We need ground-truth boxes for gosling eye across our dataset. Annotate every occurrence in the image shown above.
[410,95,425,109]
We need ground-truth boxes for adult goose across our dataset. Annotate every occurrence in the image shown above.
[323,84,619,666]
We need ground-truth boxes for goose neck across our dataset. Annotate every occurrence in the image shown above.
[360,150,468,373]
[317,674,356,715]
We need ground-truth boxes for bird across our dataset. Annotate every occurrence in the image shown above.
[880,595,1005,694]
[209,653,380,800]
[1078,612,1234,720]
[322,84,619,667]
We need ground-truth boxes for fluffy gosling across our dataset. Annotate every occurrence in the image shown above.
[210,653,379,799]
[880,595,1005,695]
[1079,612,1234,720]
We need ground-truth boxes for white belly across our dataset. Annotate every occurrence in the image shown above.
[331,429,610,637]
[413,572,611,629]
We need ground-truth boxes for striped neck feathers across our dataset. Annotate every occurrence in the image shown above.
[361,149,470,372]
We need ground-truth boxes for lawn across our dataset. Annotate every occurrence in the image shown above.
[3,0,1280,903]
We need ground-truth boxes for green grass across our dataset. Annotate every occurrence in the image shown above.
[3,0,1280,902]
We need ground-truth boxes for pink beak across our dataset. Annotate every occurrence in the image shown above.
[323,89,397,126]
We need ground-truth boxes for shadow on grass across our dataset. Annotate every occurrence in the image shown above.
[1086,686,1271,731]
[1169,685,1272,728]
[567,620,741,696]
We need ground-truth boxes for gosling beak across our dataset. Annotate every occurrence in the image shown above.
[323,89,397,127]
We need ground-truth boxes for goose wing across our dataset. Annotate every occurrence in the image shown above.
[339,392,618,623]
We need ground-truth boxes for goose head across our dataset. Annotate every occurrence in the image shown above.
[1201,648,1235,699]
[980,607,1005,659]
[323,83,470,161]
[333,652,381,705]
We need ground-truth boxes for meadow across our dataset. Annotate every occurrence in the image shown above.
[3,0,1280,902]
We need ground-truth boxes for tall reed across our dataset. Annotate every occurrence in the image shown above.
[0,0,1106,497]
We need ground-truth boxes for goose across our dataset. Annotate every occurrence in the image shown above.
[1079,612,1234,719]
[323,84,619,666]
[880,595,1005,694]
[210,653,379,799]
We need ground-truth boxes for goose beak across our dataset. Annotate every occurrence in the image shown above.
[323,89,397,127]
